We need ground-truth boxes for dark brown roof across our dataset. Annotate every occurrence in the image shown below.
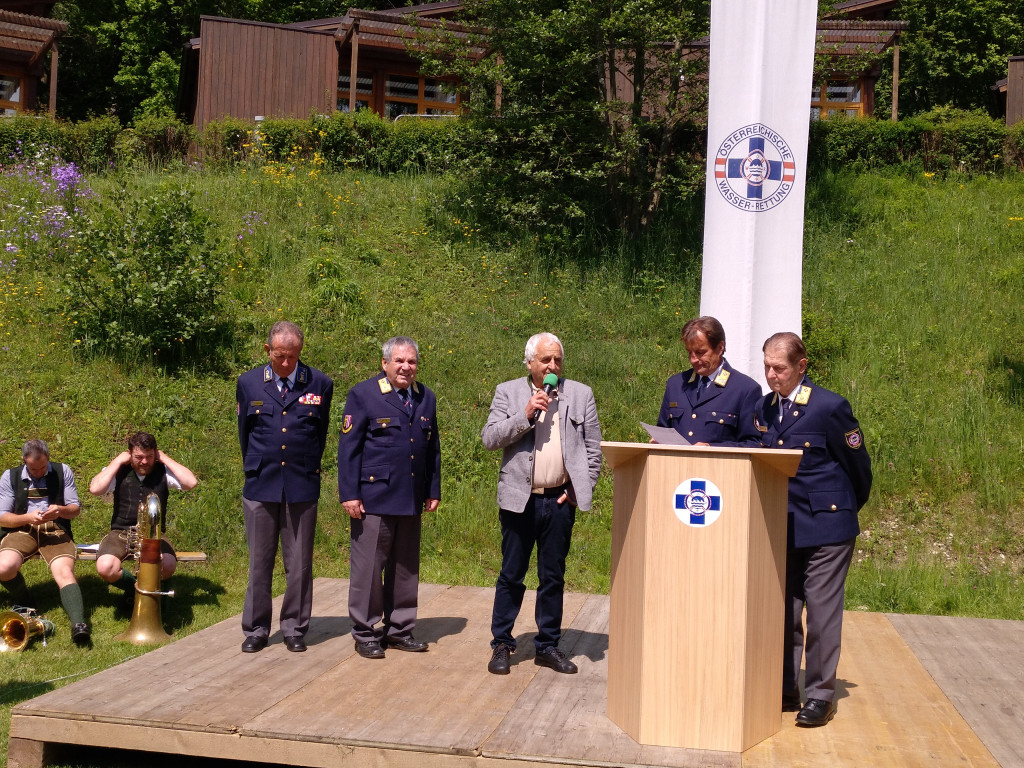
[0,7,66,66]
[817,20,907,55]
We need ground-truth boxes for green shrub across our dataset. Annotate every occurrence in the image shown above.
[199,116,255,165]
[920,107,1005,173]
[0,114,64,162]
[62,184,230,365]
[59,115,122,172]
[1008,121,1024,171]
[121,112,197,166]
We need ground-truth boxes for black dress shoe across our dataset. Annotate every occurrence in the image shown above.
[782,691,802,712]
[534,647,577,674]
[71,623,91,646]
[796,698,836,727]
[386,635,428,652]
[355,640,385,659]
[284,636,307,653]
[241,635,268,653]
[488,643,512,675]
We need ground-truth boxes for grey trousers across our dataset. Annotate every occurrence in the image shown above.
[242,495,317,640]
[783,538,856,702]
[348,513,422,643]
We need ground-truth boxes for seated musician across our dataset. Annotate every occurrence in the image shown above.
[0,439,90,645]
[88,432,197,612]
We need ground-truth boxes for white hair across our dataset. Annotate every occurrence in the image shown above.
[523,332,564,365]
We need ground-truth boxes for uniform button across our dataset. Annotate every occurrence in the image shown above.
[410,438,414,443]
[283,410,287,415]
[792,411,799,417]
[410,455,415,460]
[778,439,784,445]
[281,461,286,466]
[688,431,694,437]
[718,419,724,424]
[255,409,261,414]
[691,413,697,419]
[804,442,811,448]
[411,472,415,477]
[831,504,838,511]
[282,428,287,433]
[281,445,287,450]
[369,475,375,482]
[712,412,717,417]
[528,456,533,461]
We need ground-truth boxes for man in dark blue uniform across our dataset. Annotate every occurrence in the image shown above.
[236,321,333,653]
[338,336,440,659]
[756,332,872,727]
[658,316,762,446]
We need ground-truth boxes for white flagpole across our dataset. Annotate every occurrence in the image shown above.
[699,0,819,391]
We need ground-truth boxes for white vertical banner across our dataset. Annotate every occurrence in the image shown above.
[699,0,818,391]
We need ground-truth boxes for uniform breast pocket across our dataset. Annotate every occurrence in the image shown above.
[247,402,276,434]
[369,419,394,445]
[793,432,828,466]
[705,412,738,435]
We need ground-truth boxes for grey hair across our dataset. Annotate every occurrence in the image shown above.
[267,320,304,348]
[382,336,419,362]
[22,439,50,461]
[523,332,564,365]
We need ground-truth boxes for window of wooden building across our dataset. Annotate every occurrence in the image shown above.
[337,68,460,118]
[1,72,21,116]
[811,78,865,119]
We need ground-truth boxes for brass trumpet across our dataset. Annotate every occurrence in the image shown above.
[0,607,54,652]
[115,493,174,645]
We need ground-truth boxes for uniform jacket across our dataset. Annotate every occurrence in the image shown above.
[755,376,872,549]
[337,374,441,516]
[482,377,602,513]
[237,362,334,504]
[658,359,762,447]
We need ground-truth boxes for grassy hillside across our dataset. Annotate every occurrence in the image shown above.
[2,158,1023,763]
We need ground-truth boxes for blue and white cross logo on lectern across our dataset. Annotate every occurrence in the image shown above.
[673,478,723,527]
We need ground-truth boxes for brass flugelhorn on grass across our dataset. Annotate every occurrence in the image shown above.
[0,607,54,652]
[115,493,174,645]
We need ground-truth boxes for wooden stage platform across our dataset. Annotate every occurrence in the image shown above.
[9,578,1024,768]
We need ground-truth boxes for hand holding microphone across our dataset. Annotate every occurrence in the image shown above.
[526,373,560,420]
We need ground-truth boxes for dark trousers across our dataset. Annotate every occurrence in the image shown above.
[242,496,318,640]
[348,513,422,643]
[490,493,576,652]
[783,538,855,702]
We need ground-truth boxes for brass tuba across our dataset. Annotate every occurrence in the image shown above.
[115,493,174,645]
[0,607,54,652]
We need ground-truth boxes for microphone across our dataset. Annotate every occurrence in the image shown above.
[542,373,559,396]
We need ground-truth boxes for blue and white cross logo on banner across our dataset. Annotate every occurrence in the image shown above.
[673,478,724,527]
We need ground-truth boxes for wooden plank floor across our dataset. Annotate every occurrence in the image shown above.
[8,578,1019,768]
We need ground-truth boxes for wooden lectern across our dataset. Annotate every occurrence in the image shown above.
[602,442,802,752]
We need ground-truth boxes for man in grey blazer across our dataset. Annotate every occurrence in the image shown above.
[482,332,602,675]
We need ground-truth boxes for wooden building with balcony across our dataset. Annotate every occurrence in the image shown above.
[0,1,66,117]
[177,1,906,129]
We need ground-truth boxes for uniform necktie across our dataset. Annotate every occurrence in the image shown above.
[699,376,710,393]
[280,378,289,398]
[398,388,412,413]
[780,397,792,421]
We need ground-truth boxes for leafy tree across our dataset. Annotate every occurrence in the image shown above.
[418,0,710,240]
[881,0,1024,115]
